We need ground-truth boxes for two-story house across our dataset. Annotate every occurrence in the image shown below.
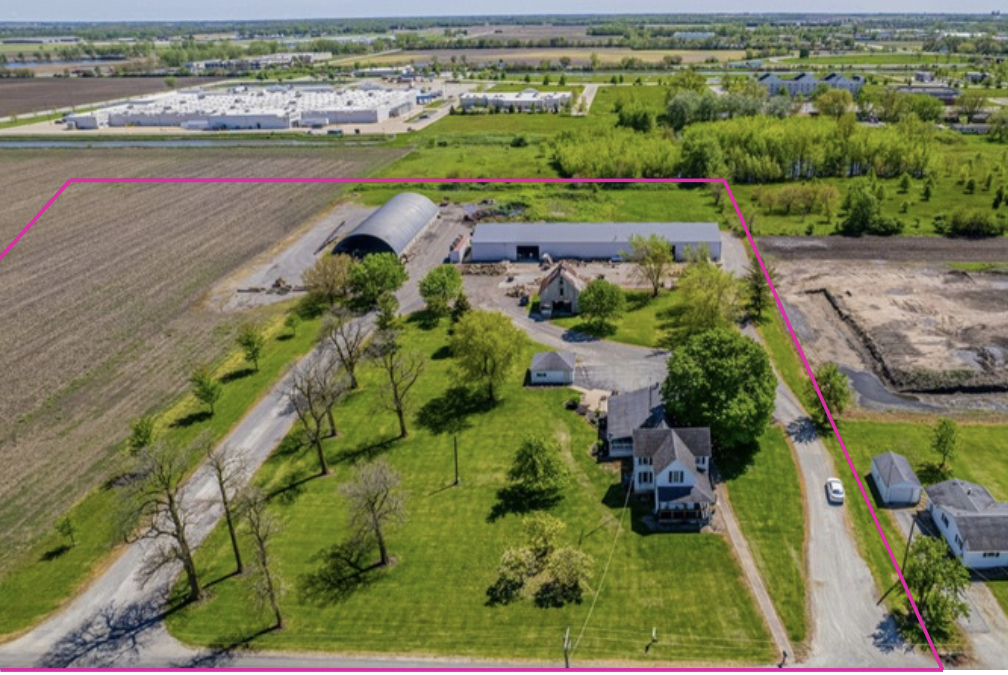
[632,427,714,525]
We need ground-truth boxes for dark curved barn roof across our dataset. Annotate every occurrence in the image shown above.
[334,192,438,257]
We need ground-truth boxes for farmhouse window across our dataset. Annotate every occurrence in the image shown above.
[638,471,652,484]
[669,470,684,484]
[941,513,949,528]
[984,552,1001,558]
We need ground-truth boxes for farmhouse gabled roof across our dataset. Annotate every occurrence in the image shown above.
[657,482,715,506]
[927,479,1008,551]
[873,452,920,488]
[530,351,576,374]
[538,262,587,297]
[633,427,711,474]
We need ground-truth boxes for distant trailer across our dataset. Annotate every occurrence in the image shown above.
[469,222,721,263]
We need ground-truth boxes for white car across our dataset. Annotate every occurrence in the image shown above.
[825,478,845,504]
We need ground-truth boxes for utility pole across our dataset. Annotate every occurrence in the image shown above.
[563,626,571,669]
[453,434,460,486]
[901,514,918,570]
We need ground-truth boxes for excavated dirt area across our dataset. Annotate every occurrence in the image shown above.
[774,257,1008,408]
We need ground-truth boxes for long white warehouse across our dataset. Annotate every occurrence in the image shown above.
[64,85,416,130]
[469,222,722,263]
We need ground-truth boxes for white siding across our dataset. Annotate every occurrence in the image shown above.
[530,369,573,385]
[930,503,1008,569]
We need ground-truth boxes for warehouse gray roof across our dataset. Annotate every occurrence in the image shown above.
[335,192,438,257]
[471,221,721,246]
[530,351,576,373]
[872,452,920,488]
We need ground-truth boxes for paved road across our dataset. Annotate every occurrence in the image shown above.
[761,344,936,669]
[572,83,599,115]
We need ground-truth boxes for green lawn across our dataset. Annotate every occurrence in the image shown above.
[551,290,677,348]
[726,425,808,646]
[756,308,812,409]
[165,318,776,665]
[0,303,324,640]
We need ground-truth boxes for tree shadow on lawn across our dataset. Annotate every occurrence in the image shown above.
[415,385,491,436]
[40,543,72,562]
[916,461,951,487]
[561,321,616,341]
[220,367,255,384]
[487,485,563,523]
[602,483,657,537]
[334,436,397,466]
[299,540,386,606]
[714,441,760,482]
[170,410,212,429]
[407,309,443,331]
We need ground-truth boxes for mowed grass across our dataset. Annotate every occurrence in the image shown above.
[756,307,813,407]
[552,290,678,348]
[727,426,808,646]
[165,319,776,665]
[0,305,323,641]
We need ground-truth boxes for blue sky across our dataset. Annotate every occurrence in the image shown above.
[1,2,1004,23]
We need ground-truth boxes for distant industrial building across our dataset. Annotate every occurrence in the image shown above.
[64,85,415,130]
[334,192,439,258]
[469,222,721,263]
[894,85,961,104]
[673,31,715,40]
[185,52,331,71]
[460,88,572,112]
[914,71,935,83]
[757,72,864,97]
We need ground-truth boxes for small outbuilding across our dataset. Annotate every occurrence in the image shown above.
[529,351,576,385]
[870,452,922,505]
[334,192,438,258]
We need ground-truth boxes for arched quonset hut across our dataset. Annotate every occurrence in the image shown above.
[334,192,439,257]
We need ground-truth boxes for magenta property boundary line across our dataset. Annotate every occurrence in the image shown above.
[0,176,943,673]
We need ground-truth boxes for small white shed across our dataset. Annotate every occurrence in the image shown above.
[870,452,921,505]
[529,351,576,385]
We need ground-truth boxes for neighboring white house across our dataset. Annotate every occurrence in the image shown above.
[529,351,576,385]
[632,427,714,525]
[871,452,922,505]
[926,479,1008,569]
[604,383,665,458]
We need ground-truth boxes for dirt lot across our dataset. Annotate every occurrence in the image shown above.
[774,257,1008,404]
[0,146,404,568]
[758,235,1008,263]
[0,77,224,118]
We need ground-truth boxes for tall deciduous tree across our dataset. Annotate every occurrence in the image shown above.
[127,415,156,456]
[289,354,348,476]
[578,279,625,330]
[340,458,407,567]
[237,322,266,372]
[302,253,353,307]
[239,487,285,630]
[324,307,368,389]
[508,435,569,499]
[671,261,742,339]
[931,417,960,473]
[450,309,528,404]
[190,365,222,416]
[806,362,852,427]
[205,440,247,575]
[349,253,408,309]
[372,334,425,439]
[903,535,969,633]
[661,329,776,452]
[419,264,463,317]
[746,256,775,322]
[128,437,203,603]
[622,233,674,297]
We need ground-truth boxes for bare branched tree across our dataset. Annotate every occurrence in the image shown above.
[373,334,425,439]
[127,437,203,603]
[205,440,248,575]
[239,487,285,630]
[340,458,407,567]
[289,355,349,476]
[324,307,368,389]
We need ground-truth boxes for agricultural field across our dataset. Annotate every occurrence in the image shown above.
[781,52,972,66]
[0,77,223,119]
[165,319,778,665]
[0,146,404,574]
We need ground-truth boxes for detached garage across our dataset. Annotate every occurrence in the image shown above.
[871,452,921,505]
[529,352,576,385]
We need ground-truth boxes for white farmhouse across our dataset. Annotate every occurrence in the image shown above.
[632,427,714,525]
[927,479,1008,569]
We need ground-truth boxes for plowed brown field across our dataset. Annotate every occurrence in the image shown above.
[0,147,404,566]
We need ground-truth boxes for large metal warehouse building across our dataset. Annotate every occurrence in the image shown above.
[469,222,721,263]
[334,192,439,257]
